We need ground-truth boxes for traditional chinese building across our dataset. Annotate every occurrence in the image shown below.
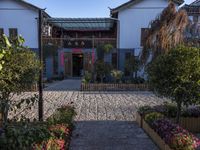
[42,18,119,78]
[0,0,185,80]
[184,0,200,39]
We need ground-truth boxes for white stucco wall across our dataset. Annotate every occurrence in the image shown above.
[117,0,178,56]
[0,0,39,48]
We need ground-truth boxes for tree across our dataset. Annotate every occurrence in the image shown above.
[95,60,112,83]
[147,45,200,123]
[96,44,113,60]
[141,2,188,63]
[95,44,114,82]
[0,35,40,126]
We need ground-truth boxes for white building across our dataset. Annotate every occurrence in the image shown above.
[184,0,200,38]
[111,0,184,56]
[0,0,49,51]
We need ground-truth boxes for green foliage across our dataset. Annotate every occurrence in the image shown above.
[137,106,154,116]
[125,55,140,77]
[111,69,123,83]
[144,112,164,125]
[0,35,11,71]
[82,71,92,83]
[96,44,113,60]
[103,44,113,54]
[0,35,40,125]
[0,123,51,150]
[47,105,76,127]
[147,45,200,122]
[162,103,178,118]
[95,60,112,83]
[0,105,76,150]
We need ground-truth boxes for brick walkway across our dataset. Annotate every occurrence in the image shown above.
[10,80,168,150]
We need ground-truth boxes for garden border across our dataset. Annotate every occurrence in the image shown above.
[136,112,200,133]
[143,120,172,150]
[81,83,150,91]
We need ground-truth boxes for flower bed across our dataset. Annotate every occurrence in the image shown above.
[143,120,167,150]
[136,104,200,150]
[0,104,76,150]
[137,104,200,133]
[142,112,200,150]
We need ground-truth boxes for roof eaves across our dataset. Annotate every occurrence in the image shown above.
[111,0,184,14]
[17,0,51,17]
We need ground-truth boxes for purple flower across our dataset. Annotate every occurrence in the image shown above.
[151,119,200,149]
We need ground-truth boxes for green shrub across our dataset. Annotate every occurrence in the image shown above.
[47,105,76,126]
[147,45,200,123]
[0,123,51,150]
[82,71,92,83]
[163,103,178,118]
[137,106,154,115]
[145,112,164,125]
[111,70,123,83]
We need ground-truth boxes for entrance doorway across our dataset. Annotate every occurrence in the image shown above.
[72,54,83,77]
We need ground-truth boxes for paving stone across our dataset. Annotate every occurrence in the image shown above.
[9,80,168,150]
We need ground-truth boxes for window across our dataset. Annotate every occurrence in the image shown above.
[0,28,4,37]
[141,28,149,46]
[112,53,118,69]
[193,16,199,23]
[9,28,18,39]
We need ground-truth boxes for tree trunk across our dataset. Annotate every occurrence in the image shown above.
[176,101,182,124]
[1,93,10,127]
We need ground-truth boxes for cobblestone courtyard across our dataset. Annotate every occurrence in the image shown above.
[10,80,167,150]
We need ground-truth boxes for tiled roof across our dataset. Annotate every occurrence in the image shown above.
[183,0,200,15]
[15,0,50,17]
[111,0,184,14]
[47,18,117,31]
[190,0,200,6]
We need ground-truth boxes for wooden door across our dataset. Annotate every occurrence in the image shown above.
[64,52,72,77]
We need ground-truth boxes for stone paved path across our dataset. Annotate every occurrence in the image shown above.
[70,91,166,150]
[10,80,168,150]
[45,79,81,91]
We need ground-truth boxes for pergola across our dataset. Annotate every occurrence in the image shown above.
[46,18,117,31]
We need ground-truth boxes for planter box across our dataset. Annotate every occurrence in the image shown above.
[170,117,200,133]
[0,113,2,128]
[143,121,172,150]
[136,112,143,128]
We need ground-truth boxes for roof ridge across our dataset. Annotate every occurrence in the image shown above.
[111,0,184,14]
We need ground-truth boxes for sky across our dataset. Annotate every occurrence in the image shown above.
[26,0,195,18]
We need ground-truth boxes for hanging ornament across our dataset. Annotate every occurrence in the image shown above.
[68,41,72,46]
[75,41,79,46]
[81,41,85,46]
